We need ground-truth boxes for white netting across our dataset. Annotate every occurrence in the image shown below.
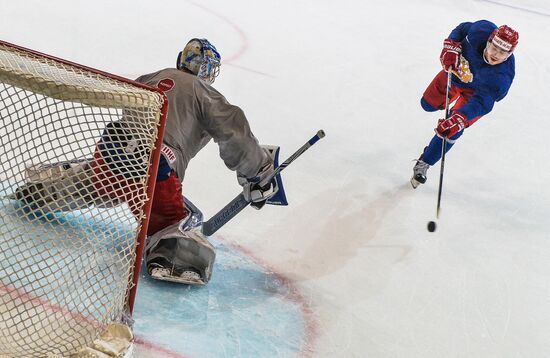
[0,42,165,357]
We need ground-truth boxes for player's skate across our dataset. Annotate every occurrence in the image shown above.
[410,159,430,189]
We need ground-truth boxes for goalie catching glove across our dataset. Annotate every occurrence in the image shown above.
[237,145,288,210]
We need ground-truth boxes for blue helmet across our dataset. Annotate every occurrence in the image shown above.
[176,38,221,83]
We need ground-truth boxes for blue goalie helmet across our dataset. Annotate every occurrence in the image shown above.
[176,38,221,84]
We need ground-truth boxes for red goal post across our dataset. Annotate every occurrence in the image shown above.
[0,39,167,357]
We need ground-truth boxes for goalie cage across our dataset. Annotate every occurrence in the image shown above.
[0,40,168,357]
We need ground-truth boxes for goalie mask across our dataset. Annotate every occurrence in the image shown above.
[176,38,221,84]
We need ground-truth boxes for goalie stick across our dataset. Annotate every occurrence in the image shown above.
[201,129,326,236]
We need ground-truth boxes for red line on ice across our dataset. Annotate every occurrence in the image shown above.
[134,336,190,358]
[187,1,274,77]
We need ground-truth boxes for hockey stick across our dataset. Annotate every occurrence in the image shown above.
[202,130,326,236]
[435,70,453,219]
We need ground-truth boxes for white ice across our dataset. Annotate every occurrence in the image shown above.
[2,0,550,357]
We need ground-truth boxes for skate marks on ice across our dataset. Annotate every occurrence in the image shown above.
[271,181,416,283]
[132,238,317,358]
[185,1,275,78]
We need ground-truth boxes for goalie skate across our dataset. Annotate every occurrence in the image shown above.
[150,267,205,285]
[148,258,205,285]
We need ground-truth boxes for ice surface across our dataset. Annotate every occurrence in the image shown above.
[1,0,550,357]
[133,239,314,357]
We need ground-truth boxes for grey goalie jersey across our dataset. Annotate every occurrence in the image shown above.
[135,68,268,180]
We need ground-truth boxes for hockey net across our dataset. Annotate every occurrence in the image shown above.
[0,40,167,357]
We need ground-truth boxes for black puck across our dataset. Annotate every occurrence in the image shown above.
[427,221,437,232]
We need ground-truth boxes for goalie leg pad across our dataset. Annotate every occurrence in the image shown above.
[145,199,215,285]
[13,160,103,212]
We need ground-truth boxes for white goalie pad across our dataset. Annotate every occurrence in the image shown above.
[145,197,216,285]
[10,159,122,212]
[24,159,90,183]
[71,323,134,358]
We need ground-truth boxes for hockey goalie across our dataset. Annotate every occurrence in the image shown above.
[11,37,287,285]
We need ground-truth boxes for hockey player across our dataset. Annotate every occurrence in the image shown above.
[411,20,518,188]
[129,38,285,284]
[13,38,285,285]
